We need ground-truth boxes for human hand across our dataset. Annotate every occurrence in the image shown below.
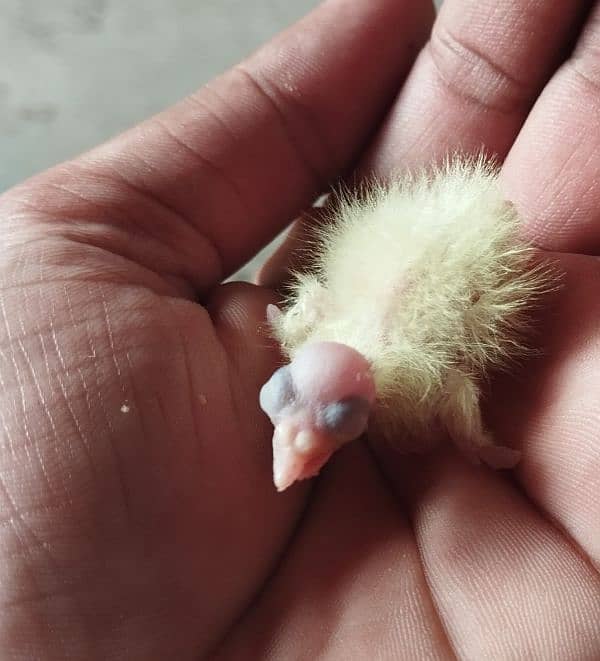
[258,1,600,658]
[1,1,599,660]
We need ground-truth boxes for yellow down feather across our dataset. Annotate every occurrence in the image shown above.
[270,157,554,452]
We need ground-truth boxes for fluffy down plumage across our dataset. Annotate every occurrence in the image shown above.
[262,157,555,489]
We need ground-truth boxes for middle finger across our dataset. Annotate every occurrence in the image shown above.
[365,0,588,174]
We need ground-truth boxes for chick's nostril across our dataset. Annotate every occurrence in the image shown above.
[318,397,371,440]
[259,365,296,418]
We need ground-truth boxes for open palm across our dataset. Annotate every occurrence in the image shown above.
[1,1,599,659]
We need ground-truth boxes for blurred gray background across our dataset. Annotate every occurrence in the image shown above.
[0,0,440,277]
[0,0,321,192]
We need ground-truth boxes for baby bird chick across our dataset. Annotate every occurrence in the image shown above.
[260,158,551,491]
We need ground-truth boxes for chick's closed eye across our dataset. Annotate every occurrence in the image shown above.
[318,397,371,440]
[259,365,296,419]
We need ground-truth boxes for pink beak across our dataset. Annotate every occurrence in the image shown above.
[272,424,334,491]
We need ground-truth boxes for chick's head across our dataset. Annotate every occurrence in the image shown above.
[259,341,375,491]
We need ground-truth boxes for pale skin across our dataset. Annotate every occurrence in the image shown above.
[1,0,600,658]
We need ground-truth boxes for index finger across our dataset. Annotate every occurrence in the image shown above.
[3,0,433,292]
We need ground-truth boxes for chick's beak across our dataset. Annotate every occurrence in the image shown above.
[272,424,334,492]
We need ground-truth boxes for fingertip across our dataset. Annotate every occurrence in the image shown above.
[206,281,283,391]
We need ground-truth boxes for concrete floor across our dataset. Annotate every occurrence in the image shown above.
[1,0,440,279]
[0,0,320,192]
